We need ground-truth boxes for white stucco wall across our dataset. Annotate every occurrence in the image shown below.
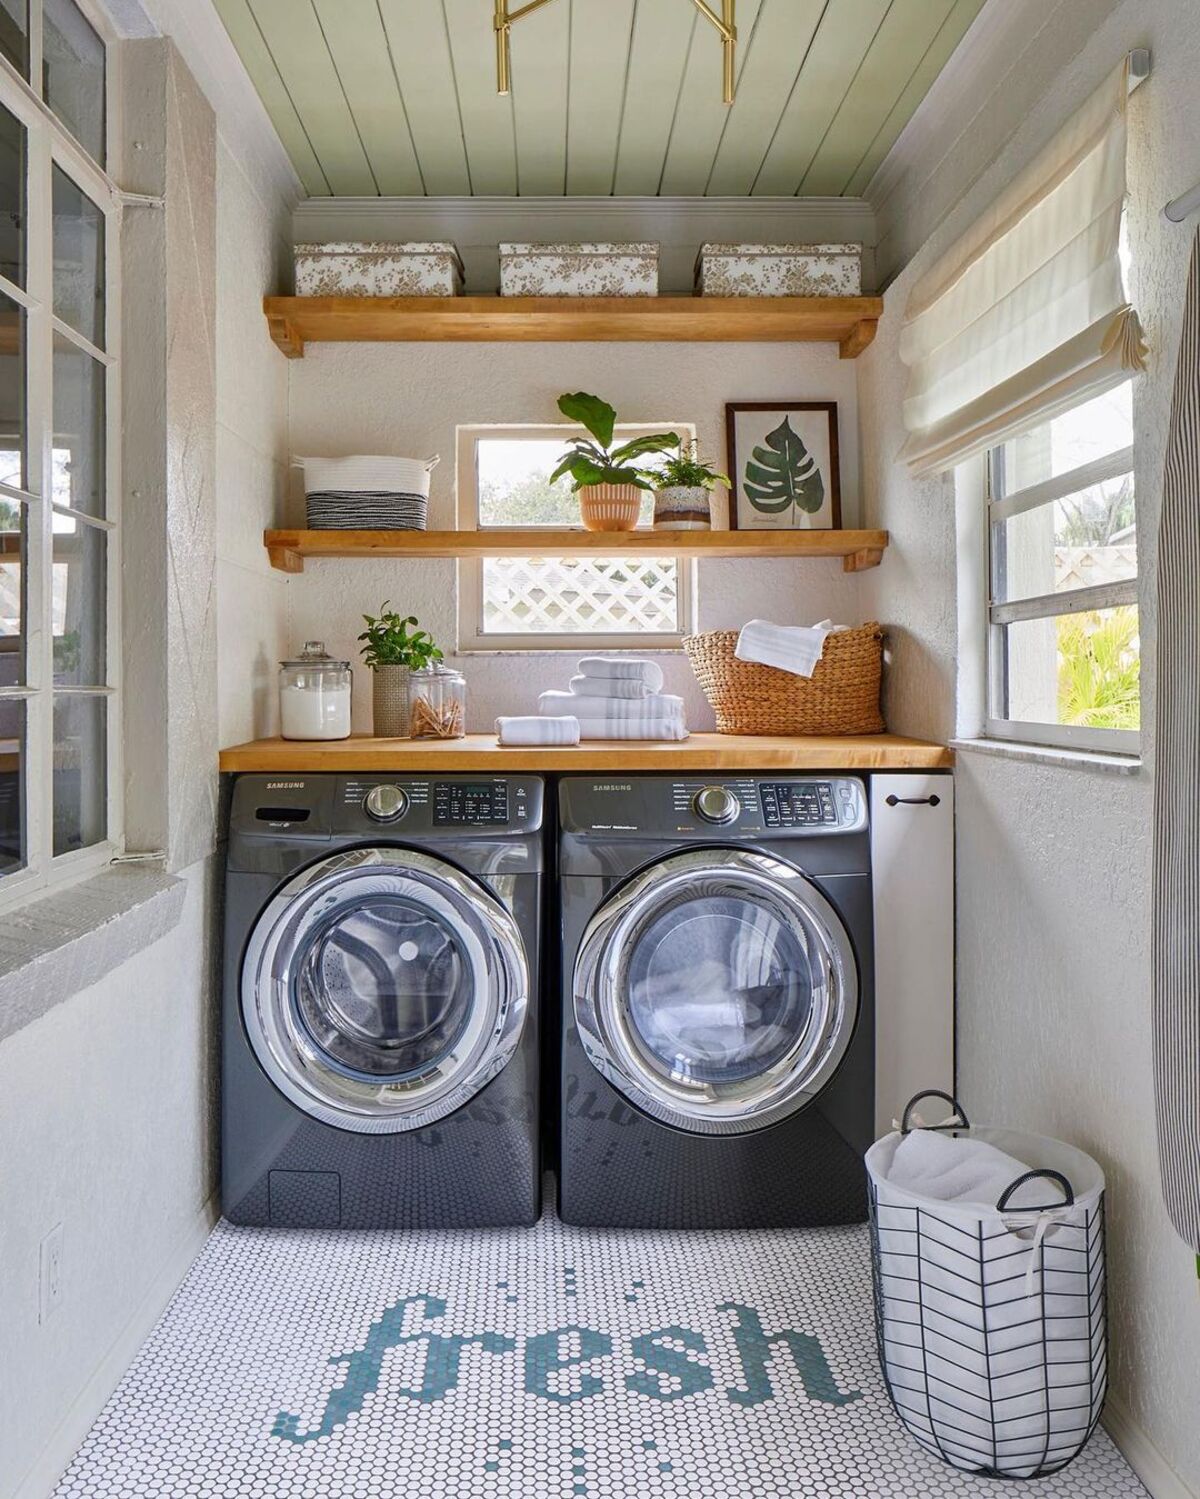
[285,341,864,732]
[858,0,1200,1491]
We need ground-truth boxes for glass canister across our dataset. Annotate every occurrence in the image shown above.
[279,641,352,740]
[408,664,466,739]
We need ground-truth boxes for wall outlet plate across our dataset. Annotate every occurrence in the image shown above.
[39,1223,64,1323]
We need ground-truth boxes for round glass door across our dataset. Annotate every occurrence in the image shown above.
[574,849,858,1135]
[242,847,528,1134]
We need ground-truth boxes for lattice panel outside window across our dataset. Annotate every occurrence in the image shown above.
[481,557,682,636]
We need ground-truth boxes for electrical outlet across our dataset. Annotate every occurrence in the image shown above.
[39,1224,64,1324]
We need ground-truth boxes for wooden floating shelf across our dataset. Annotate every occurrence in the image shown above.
[263,294,883,359]
[264,527,889,575]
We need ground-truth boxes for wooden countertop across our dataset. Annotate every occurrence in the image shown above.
[219,733,953,773]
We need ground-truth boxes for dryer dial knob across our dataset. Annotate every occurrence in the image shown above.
[693,786,740,825]
[364,784,408,823]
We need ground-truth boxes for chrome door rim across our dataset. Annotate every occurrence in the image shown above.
[242,847,528,1134]
[574,848,858,1135]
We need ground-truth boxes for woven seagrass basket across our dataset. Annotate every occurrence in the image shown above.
[683,624,885,736]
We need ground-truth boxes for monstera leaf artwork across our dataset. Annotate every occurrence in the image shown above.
[743,417,825,518]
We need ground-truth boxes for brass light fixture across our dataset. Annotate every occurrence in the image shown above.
[494,0,737,104]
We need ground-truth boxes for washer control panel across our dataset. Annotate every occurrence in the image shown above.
[331,775,542,833]
[434,780,509,826]
[759,779,867,831]
[562,775,866,837]
[364,783,409,822]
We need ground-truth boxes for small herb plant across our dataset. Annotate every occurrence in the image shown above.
[358,603,443,672]
[652,440,729,491]
[550,391,680,491]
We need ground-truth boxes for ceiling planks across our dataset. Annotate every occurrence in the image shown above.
[565,0,637,195]
[611,1,697,197]
[376,0,472,196]
[508,0,571,195]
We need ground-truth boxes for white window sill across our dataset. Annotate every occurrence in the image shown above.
[950,737,1142,775]
[0,862,187,1044]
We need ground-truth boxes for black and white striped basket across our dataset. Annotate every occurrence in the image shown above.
[304,491,428,531]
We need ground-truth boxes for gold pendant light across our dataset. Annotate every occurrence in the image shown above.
[494,0,737,104]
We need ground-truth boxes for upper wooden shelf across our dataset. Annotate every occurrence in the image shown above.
[263,294,883,359]
[265,527,889,575]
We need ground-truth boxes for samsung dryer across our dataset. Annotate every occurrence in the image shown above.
[558,774,873,1229]
[223,773,543,1229]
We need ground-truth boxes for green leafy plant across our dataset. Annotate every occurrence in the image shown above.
[743,417,825,516]
[550,391,680,492]
[357,603,443,672]
[651,440,729,491]
[1057,606,1140,730]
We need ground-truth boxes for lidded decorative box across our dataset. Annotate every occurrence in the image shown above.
[294,242,464,297]
[499,243,658,297]
[695,243,862,297]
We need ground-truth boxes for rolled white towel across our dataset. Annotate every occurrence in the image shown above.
[887,1129,1031,1207]
[576,717,689,742]
[734,618,848,679]
[538,689,687,736]
[576,656,664,692]
[496,714,580,746]
[568,673,651,700]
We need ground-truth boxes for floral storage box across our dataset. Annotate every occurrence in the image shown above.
[695,243,862,297]
[499,243,658,297]
[294,241,464,297]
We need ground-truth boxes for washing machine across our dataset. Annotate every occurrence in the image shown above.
[558,774,873,1229]
[223,772,543,1229]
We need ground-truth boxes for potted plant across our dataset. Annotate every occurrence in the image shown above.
[649,442,730,531]
[358,603,443,737]
[550,391,680,531]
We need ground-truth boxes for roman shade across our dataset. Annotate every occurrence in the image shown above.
[899,58,1147,475]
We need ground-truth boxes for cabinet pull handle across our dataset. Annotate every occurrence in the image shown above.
[885,793,941,808]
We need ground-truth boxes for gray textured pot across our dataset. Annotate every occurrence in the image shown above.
[653,484,712,530]
[371,664,411,737]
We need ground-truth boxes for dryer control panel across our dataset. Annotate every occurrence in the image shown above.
[561,775,867,837]
[333,775,543,834]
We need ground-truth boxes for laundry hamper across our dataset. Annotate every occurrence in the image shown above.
[866,1091,1107,1481]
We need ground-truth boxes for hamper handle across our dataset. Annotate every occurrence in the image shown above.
[996,1169,1075,1212]
[885,793,941,808]
[900,1090,970,1134]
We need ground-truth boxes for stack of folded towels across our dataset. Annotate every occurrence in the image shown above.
[540,657,689,741]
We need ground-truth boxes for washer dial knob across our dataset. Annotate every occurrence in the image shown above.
[693,785,740,825]
[364,784,408,823]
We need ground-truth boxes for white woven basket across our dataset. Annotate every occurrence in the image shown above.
[298,454,439,498]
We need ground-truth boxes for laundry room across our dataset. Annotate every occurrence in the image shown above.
[0,1,1198,1497]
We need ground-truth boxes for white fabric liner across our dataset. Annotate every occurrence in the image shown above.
[900,57,1147,475]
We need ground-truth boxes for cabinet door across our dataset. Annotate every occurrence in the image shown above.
[870,775,954,1135]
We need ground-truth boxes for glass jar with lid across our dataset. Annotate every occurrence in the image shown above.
[408,664,466,739]
[279,642,352,740]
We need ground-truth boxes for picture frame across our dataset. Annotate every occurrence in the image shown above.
[725,402,842,531]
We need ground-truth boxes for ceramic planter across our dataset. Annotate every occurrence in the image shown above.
[694,243,862,297]
[653,484,712,531]
[371,664,411,737]
[578,483,644,532]
[499,243,658,297]
[294,242,464,297]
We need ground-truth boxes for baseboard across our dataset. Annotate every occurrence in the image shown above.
[1104,1397,1197,1499]
[12,1193,219,1499]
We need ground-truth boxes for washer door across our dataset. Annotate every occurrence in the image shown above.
[574,848,858,1135]
[242,846,528,1134]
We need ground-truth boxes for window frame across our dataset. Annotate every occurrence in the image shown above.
[455,422,696,653]
[982,387,1139,756]
[0,0,122,913]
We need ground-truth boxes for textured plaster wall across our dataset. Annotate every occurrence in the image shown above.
[858,0,1200,1490]
[285,341,863,732]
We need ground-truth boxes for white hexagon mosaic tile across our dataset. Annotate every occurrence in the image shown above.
[55,1202,1145,1499]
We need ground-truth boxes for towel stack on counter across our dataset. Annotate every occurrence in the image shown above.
[495,657,689,745]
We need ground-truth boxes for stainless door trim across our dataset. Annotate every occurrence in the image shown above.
[574,848,858,1136]
[242,846,528,1134]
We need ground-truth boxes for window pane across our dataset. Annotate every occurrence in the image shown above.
[0,99,25,288]
[0,287,25,490]
[52,165,104,347]
[43,0,105,165]
[482,556,681,636]
[998,605,1140,731]
[53,332,104,517]
[476,437,654,527]
[993,384,1133,498]
[0,0,27,78]
[53,691,105,855]
[992,469,1136,605]
[0,498,24,683]
[0,696,23,875]
[52,511,104,685]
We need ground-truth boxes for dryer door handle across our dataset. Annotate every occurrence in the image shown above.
[885,793,941,808]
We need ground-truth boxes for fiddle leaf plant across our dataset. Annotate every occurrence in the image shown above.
[550,391,681,492]
[743,416,825,516]
[357,603,443,672]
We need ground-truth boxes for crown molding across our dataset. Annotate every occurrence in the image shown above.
[294,194,876,229]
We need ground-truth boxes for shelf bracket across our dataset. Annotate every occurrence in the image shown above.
[266,309,304,360]
[268,543,304,574]
[843,547,885,573]
[839,318,878,360]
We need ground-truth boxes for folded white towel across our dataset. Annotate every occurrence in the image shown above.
[576,656,665,692]
[495,714,580,746]
[576,717,690,742]
[538,689,687,738]
[734,618,848,679]
[568,673,652,700]
[887,1129,1031,1208]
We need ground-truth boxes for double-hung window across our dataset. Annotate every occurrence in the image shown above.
[456,424,695,652]
[0,0,118,905]
[984,382,1138,753]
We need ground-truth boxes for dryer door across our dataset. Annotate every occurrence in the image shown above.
[242,846,528,1134]
[574,848,858,1136]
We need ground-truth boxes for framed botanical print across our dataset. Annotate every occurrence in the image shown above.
[726,402,842,531]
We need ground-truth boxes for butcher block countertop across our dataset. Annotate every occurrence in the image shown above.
[219,733,954,774]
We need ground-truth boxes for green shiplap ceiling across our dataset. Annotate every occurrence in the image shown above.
[214,0,987,199]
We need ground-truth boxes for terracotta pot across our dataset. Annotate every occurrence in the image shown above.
[653,484,712,530]
[371,664,411,737]
[578,482,644,532]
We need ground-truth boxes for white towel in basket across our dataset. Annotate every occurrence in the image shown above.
[888,1128,1031,1206]
[734,619,847,678]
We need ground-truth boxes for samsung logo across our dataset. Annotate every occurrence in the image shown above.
[594,783,633,792]
[266,781,304,790]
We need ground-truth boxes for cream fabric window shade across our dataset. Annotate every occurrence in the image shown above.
[899,58,1147,476]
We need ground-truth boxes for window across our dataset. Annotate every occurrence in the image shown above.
[984,383,1138,753]
[0,0,118,904]
[456,425,695,652]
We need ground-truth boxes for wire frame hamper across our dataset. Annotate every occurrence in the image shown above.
[866,1092,1107,1481]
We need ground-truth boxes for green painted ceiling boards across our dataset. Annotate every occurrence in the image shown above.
[215,0,986,198]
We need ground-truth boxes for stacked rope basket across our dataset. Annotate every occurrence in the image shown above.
[683,624,884,736]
